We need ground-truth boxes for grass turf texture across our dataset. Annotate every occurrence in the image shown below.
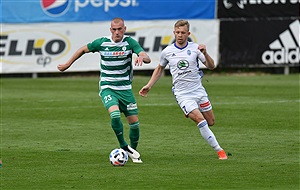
[1,74,299,189]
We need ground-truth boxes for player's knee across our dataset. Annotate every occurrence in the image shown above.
[110,110,122,127]
[129,122,139,129]
[110,110,121,119]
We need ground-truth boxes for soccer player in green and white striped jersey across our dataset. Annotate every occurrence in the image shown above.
[58,18,151,163]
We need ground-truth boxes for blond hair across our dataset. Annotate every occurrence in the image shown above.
[174,20,190,31]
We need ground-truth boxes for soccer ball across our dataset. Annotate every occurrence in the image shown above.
[109,148,128,166]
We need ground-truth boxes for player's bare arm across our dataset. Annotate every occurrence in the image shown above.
[57,45,90,72]
[198,44,215,70]
[135,52,151,66]
[139,64,164,97]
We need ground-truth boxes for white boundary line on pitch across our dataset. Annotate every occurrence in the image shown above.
[3,99,299,110]
[141,99,300,106]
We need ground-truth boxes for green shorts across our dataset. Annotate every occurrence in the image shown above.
[100,88,138,117]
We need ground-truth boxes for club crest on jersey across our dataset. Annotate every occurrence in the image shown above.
[177,60,189,70]
[187,50,191,55]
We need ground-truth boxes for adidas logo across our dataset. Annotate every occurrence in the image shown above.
[262,20,299,65]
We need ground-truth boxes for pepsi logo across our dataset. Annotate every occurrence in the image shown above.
[40,0,71,17]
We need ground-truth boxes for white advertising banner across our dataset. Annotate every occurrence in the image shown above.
[1,20,219,73]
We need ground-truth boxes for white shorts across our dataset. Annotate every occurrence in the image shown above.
[174,88,212,116]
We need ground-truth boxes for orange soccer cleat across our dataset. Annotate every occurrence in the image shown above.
[218,150,228,160]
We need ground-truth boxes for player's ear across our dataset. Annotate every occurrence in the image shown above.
[188,31,191,36]
[124,26,127,32]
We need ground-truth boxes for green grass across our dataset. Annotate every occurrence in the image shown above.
[1,74,299,190]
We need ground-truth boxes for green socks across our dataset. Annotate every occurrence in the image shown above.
[110,110,140,149]
[110,110,127,148]
[129,122,140,149]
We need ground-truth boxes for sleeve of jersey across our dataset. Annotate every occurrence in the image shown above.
[197,50,206,63]
[128,37,144,54]
[87,39,102,52]
[159,48,168,67]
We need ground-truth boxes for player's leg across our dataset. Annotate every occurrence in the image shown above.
[189,109,227,159]
[124,114,142,163]
[189,109,221,151]
[107,105,128,148]
[126,115,139,150]
[198,98,227,160]
[178,97,227,159]
[100,90,127,148]
[202,108,215,126]
[119,90,142,163]
[178,99,217,149]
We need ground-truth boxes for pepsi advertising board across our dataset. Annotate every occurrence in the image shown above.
[1,0,216,23]
[217,0,300,18]
[219,19,300,67]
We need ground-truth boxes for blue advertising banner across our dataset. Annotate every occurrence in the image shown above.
[1,0,215,23]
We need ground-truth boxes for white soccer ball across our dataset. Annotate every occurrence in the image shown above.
[109,148,128,166]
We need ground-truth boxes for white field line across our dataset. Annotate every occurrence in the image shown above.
[3,99,299,110]
[141,99,300,106]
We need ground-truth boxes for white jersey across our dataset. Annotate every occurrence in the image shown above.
[160,42,206,96]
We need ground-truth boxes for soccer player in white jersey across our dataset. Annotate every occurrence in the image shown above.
[139,20,227,160]
[58,18,151,163]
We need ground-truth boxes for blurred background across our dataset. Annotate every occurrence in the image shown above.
[1,0,299,77]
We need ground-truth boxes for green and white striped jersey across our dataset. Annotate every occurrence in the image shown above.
[87,35,144,92]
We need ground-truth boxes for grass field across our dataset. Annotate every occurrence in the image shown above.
[0,74,299,189]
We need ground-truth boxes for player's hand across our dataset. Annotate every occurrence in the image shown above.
[134,56,144,66]
[57,63,70,72]
[198,44,207,55]
[139,85,151,97]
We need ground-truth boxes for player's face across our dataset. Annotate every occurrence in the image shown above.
[110,21,126,43]
[174,25,190,47]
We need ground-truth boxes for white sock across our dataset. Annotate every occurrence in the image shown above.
[197,120,222,152]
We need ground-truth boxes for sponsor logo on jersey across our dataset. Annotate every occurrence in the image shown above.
[127,103,137,110]
[103,51,125,56]
[178,70,192,76]
[177,60,189,70]
[262,20,299,65]
[41,0,71,17]
[223,0,298,9]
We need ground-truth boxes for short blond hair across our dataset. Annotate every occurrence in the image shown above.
[174,20,190,31]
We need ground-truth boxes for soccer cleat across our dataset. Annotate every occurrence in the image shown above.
[217,150,228,160]
[131,157,143,163]
[122,145,143,163]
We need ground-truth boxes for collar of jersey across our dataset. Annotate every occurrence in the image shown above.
[174,42,188,50]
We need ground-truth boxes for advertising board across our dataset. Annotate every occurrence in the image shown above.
[1,20,219,73]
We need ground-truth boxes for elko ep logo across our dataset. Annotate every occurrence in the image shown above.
[0,29,70,66]
[41,0,71,17]
[262,20,299,65]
